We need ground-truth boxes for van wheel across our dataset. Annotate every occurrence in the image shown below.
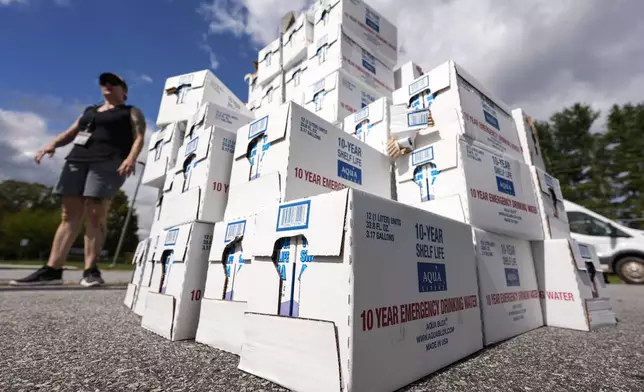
[615,256,644,284]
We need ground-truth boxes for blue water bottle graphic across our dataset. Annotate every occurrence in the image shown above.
[292,236,315,317]
[276,238,296,316]
[160,251,174,295]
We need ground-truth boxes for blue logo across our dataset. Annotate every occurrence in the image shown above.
[417,262,447,292]
[337,160,362,185]
[276,200,311,232]
[578,244,592,259]
[496,177,516,196]
[483,110,500,131]
[505,268,521,287]
[362,50,376,74]
[365,8,380,33]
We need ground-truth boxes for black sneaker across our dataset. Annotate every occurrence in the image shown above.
[9,266,63,286]
[80,266,105,287]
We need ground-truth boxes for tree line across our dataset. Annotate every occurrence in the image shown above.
[0,180,140,262]
[536,102,644,229]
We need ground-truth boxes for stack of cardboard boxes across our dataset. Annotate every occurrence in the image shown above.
[121,0,616,389]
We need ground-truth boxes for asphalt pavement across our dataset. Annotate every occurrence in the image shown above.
[0,285,642,392]
[0,268,132,285]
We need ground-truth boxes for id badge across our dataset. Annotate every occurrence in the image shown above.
[73,131,92,146]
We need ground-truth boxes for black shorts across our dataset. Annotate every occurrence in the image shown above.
[54,158,126,199]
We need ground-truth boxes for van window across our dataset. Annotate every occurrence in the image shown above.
[567,211,613,236]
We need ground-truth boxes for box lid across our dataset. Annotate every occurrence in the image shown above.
[164,70,208,92]
[282,13,310,47]
[210,215,257,262]
[343,96,387,135]
[171,126,215,181]
[258,38,281,60]
[392,61,451,106]
[397,134,459,182]
[308,22,340,60]
[251,189,349,258]
[313,0,341,24]
[161,223,193,262]
[284,60,309,83]
[304,72,338,104]
[234,102,291,159]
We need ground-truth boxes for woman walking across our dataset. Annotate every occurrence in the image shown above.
[10,73,146,287]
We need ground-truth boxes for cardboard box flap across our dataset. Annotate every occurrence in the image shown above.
[178,127,214,170]
[163,223,192,263]
[392,61,451,106]
[210,216,257,262]
[141,292,175,340]
[258,38,281,59]
[148,127,168,151]
[164,70,207,92]
[535,168,565,202]
[313,22,340,53]
[188,104,210,133]
[567,238,589,270]
[252,189,349,258]
[304,73,338,103]
[397,134,459,182]
[282,13,307,46]
[239,313,342,392]
[285,60,309,83]
[453,61,511,117]
[162,172,174,192]
[234,103,290,159]
[576,241,604,271]
[313,0,341,24]
[344,97,386,132]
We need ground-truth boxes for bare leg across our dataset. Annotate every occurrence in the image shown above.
[47,196,85,269]
[84,198,111,270]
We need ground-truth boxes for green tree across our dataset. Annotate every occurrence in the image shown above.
[601,103,644,229]
[0,180,59,213]
[534,103,611,215]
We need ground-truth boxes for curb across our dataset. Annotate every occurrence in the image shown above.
[0,265,79,270]
[0,285,127,292]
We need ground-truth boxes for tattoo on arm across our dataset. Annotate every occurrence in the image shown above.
[130,107,147,139]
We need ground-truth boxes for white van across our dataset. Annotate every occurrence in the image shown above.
[564,199,644,284]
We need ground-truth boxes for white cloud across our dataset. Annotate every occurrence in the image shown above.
[198,0,644,123]
[1,0,69,5]
[0,106,158,239]
[140,74,154,84]
[199,43,221,70]
[0,0,27,5]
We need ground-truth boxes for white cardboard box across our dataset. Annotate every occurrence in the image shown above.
[141,122,187,188]
[245,70,262,113]
[160,103,247,229]
[225,101,392,220]
[124,239,151,309]
[530,166,570,239]
[308,23,394,96]
[134,233,164,316]
[282,13,314,70]
[195,216,257,354]
[239,189,483,392]
[342,97,390,155]
[513,108,546,171]
[142,222,214,341]
[397,133,544,240]
[156,70,249,126]
[391,60,524,163]
[532,239,616,331]
[253,73,285,118]
[312,0,397,68]
[284,60,309,105]
[395,61,424,90]
[473,229,543,345]
[304,70,379,125]
[257,38,282,86]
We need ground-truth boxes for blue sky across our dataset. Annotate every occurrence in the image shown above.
[0,0,257,130]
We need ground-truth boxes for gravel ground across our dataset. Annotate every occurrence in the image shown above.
[0,268,132,285]
[0,285,642,392]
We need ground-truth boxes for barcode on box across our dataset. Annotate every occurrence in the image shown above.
[225,220,247,243]
[185,137,199,156]
[578,244,592,259]
[354,107,369,123]
[276,200,311,231]
[412,146,435,166]
[248,115,269,139]
[407,110,428,127]
[165,228,179,246]
[409,75,429,96]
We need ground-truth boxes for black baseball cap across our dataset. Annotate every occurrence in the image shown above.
[99,72,128,91]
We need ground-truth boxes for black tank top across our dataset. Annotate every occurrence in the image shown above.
[66,104,135,162]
